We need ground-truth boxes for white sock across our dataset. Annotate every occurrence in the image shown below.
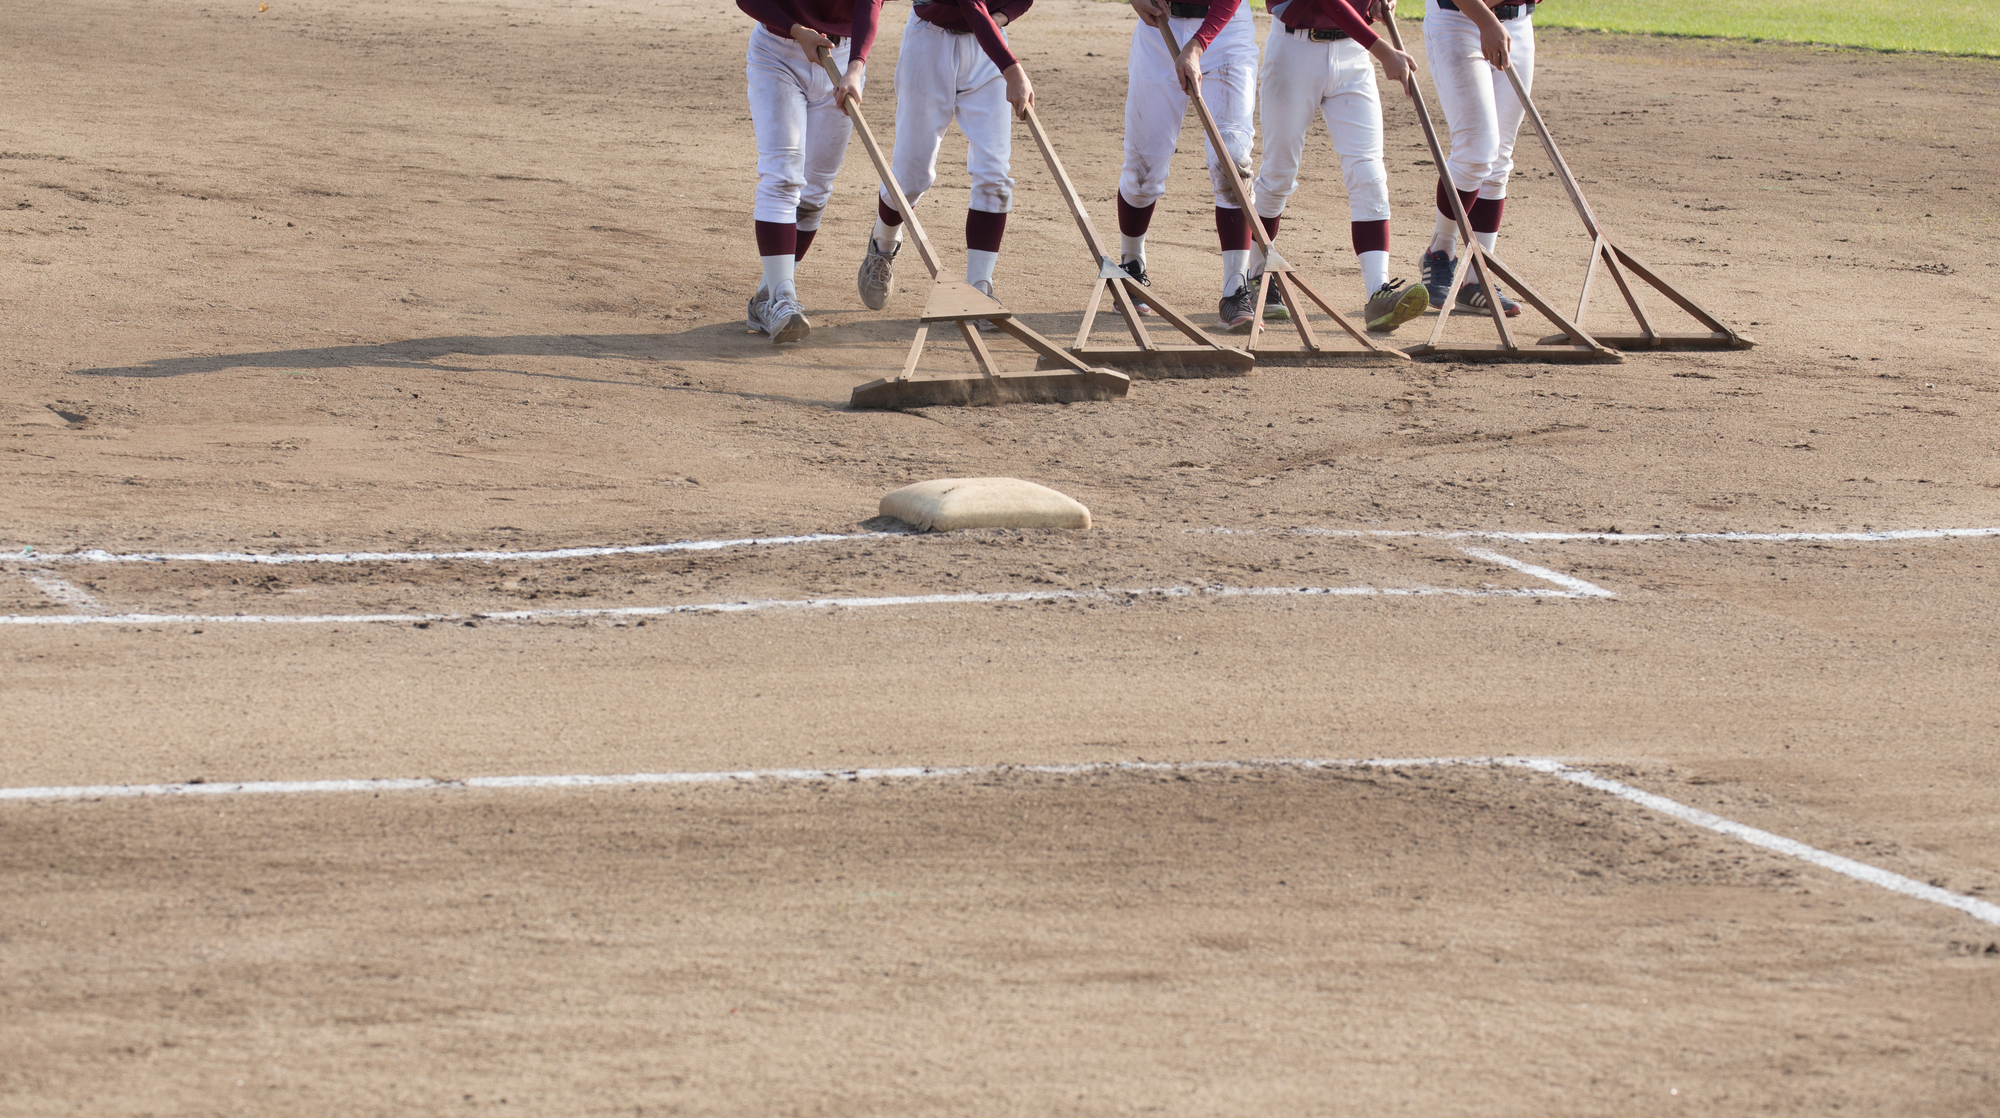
[1221,249,1250,296]
[1359,250,1389,295]
[966,249,999,290]
[872,218,903,253]
[1119,233,1146,265]
[1429,211,1457,256]
[760,253,797,301]
[1473,230,1498,256]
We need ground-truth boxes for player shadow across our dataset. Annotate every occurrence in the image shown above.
[68,321,947,410]
[70,311,1116,404]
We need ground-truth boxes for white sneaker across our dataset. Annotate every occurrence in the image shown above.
[746,286,770,332]
[857,235,898,310]
[755,291,810,344]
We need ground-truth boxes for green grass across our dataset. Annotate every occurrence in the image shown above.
[1439,0,2000,57]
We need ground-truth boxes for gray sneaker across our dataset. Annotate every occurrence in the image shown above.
[753,291,810,343]
[1365,278,1430,332]
[857,235,898,310]
[1217,282,1257,333]
[746,286,770,332]
[1456,272,1522,317]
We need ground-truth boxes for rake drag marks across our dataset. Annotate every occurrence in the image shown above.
[4,0,2000,1113]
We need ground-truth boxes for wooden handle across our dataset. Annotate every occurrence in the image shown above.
[813,45,943,278]
[1021,104,1112,264]
[1150,14,1273,254]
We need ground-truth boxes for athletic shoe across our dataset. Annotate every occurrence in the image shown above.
[1456,271,1522,317]
[1259,276,1290,322]
[746,286,770,332]
[857,235,898,310]
[1365,278,1430,333]
[753,291,810,343]
[1120,258,1156,315]
[1217,282,1257,333]
[1420,249,1456,308]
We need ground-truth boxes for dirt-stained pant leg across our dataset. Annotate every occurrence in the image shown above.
[1119,7,1258,211]
[1252,26,1389,222]
[884,15,1015,217]
[1423,0,1535,200]
[747,27,858,225]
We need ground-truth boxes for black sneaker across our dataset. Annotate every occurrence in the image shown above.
[1259,276,1290,322]
[1120,258,1156,315]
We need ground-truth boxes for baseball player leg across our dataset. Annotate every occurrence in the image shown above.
[1195,12,1257,296]
[1472,14,1535,256]
[1322,41,1391,299]
[860,17,954,309]
[747,28,843,342]
[956,33,1015,295]
[1117,17,1190,271]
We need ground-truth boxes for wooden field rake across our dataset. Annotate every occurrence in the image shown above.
[1021,103,1253,376]
[815,48,1130,410]
[1381,11,1619,363]
[1501,65,1754,351]
[1152,17,1408,366]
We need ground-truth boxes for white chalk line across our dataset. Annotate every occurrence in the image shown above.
[1459,547,1617,598]
[21,573,101,612]
[1209,526,2000,544]
[0,567,1604,628]
[9,523,1993,572]
[2,756,1991,929]
[0,531,899,567]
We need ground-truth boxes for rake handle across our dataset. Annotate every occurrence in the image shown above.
[1151,15,1274,255]
[814,45,943,278]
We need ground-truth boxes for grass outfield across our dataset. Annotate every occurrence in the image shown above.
[1410,0,1999,57]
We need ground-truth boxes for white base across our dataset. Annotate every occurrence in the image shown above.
[880,478,1092,532]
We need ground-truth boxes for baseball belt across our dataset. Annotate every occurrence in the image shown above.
[1167,2,1210,18]
[1284,24,1351,40]
[1436,1,1532,18]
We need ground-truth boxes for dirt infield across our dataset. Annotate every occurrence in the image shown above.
[3,0,1999,1112]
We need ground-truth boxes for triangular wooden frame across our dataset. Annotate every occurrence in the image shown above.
[1501,66,1755,351]
[1151,20,1408,366]
[1019,104,1253,376]
[813,50,1130,410]
[1382,13,1620,364]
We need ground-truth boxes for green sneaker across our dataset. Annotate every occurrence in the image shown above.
[1365,279,1430,333]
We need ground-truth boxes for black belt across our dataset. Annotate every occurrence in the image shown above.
[1284,24,1350,41]
[1168,2,1210,18]
[1437,1,1530,17]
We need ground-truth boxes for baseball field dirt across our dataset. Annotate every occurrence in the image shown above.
[2,0,1997,1114]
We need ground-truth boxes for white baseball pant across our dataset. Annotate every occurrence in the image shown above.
[1251,26,1390,223]
[747,26,860,231]
[1423,0,1536,200]
[1119,5,1259,210]
[881,14,1014,216]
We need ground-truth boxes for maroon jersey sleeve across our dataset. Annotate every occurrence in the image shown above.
[737,0,802,34]
[1191,0,1241,50]
[1322,0,1380,47]
[848,0,883,60]
[956,0,1020,70]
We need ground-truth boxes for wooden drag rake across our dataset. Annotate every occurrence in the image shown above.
[1119,17,1409,367]
[1021,102,1253,377]
[816,49,1129,410]
[1381,11,1618,362]
[1499,64,1754,350]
